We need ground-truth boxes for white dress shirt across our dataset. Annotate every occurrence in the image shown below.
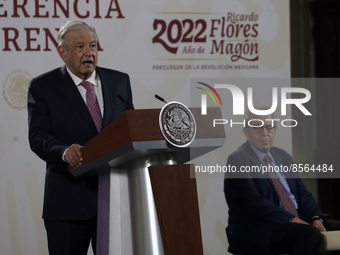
[66,67,104,116]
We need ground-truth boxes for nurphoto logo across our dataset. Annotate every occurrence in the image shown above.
[195,81,312,128]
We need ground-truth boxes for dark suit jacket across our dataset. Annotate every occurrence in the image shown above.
[28,65,134,221]
[224,141,325,254]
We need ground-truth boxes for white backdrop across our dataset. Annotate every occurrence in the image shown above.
[0,1,290,254]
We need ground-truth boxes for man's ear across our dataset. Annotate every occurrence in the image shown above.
[57,46,66,62]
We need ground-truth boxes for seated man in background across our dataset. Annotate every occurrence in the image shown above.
[224,110,340,255]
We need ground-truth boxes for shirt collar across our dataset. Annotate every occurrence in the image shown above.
[247,141,274,164]
[65,67,98,87]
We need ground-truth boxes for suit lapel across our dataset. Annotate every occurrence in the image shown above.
[244,142,265,166]
[97,67,116,128]
[57,66,99,133]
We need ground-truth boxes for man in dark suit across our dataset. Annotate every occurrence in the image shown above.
[224,111,340,255]
[27,21,134,255]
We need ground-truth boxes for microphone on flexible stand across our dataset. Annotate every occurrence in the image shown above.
[155,94,167,104]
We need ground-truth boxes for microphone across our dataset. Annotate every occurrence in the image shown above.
[155,94,167,104]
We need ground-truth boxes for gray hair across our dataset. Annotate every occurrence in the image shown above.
[58,21,97,49]
[244,106,277,126]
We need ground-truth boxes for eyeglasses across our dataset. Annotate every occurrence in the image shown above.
[250,125,276,133]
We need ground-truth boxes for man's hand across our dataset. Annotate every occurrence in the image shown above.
[290,217,327,232]
[312,218,327,232]
[64,144,83,169]
[289,217,309,225]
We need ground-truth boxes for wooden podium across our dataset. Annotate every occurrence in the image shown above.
[70,108,225,255]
